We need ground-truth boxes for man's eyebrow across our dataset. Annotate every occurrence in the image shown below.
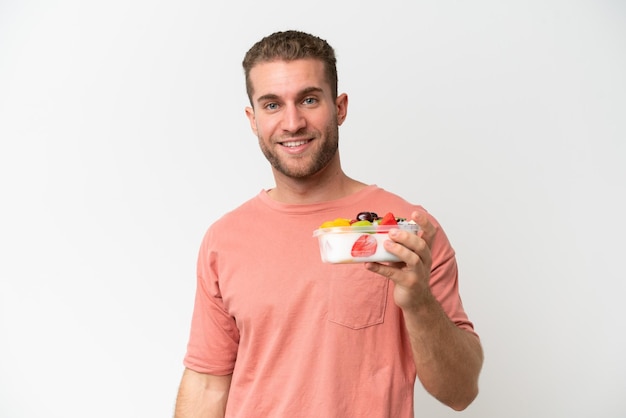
[256,93,279,103]
[256,87,324,104]
[300,86,324,96]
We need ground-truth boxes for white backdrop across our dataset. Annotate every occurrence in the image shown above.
[1,1,625,417]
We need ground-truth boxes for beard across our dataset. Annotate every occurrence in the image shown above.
[258,122,339,179]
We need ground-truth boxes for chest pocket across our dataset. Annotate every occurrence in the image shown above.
[327,265,390,329]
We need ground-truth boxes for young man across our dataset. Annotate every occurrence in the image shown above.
[175,30,483,418]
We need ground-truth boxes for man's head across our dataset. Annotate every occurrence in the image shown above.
[242,30,338,104]
[242,31,348,184]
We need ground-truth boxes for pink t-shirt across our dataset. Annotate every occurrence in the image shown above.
[184,185,476,418]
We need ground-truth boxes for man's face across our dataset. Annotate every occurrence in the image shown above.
[245,59,347,179]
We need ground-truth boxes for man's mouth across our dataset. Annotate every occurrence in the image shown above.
[280,139,311,147]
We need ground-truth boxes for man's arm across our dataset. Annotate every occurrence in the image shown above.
[174,368,232,418]
[401,292,483,410]
[366,211,483,410]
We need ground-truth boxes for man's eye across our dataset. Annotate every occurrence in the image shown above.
[303,97,317,105]
[265,103,279,110]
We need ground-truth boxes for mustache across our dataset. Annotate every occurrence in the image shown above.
[275,130,317,142]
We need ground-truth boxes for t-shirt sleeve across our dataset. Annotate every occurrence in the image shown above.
[425,212,478,338]
[183,229,240,374]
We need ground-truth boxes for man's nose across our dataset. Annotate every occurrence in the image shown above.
[281,104,306,132]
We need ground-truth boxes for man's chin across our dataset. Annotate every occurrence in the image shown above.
[273,163,318,180]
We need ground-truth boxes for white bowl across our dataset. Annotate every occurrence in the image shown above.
[313,224,419,264]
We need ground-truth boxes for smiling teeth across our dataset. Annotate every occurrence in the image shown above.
[283,140,308,147]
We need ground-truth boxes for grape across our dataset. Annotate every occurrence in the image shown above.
[356,211,378,222]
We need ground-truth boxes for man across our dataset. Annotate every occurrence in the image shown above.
[175,30,483,418]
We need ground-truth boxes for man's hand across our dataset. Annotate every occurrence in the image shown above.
[365,210,436,310]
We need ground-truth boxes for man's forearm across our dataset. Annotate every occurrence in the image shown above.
[174,368,232,418]
[403,293,483,411]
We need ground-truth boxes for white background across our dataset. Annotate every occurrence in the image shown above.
[1,1,625,417]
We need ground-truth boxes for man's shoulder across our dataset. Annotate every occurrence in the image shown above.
[209,194,262,229]
[367,186,423,210]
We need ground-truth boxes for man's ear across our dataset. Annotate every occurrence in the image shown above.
[336,93,348,126]
[245,106,258,135]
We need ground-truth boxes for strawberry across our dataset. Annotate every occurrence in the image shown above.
[378,212,398,226]
[351,234,377,257]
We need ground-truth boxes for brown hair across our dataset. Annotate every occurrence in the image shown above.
[242,30,338,103]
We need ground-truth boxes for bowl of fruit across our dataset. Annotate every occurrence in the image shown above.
[313,211,419,264]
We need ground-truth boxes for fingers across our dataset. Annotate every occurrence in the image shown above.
[369,212,433,270]
[366,210,435,282]
[411,210,436,248]
[365,260,411,283]
[386,228,424,262]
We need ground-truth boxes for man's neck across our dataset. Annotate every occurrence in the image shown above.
[268,171,367,205]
